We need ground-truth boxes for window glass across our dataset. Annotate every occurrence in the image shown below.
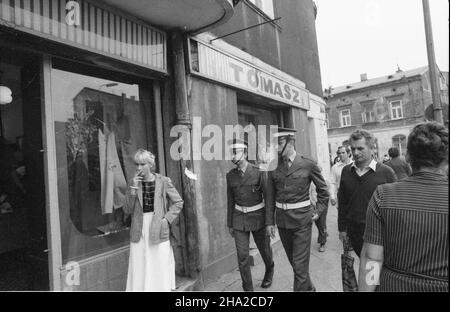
[390,100,403,119]
[340,109,351,127]
[51,60,156,262]
[248,0,275,19]
[237,103,280,168]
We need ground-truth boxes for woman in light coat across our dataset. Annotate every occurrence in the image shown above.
[124,149,184,291]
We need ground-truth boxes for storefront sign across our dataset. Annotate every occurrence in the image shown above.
[0,0,166,72]
[190,39,309,110]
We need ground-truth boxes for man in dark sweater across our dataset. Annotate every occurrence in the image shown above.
[338,130,397,257]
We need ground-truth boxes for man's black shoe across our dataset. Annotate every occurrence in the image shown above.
[260,262,274,288]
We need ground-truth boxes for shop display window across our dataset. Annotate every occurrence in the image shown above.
[51,59,157,262]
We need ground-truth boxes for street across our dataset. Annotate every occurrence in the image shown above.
[203,205,360,292]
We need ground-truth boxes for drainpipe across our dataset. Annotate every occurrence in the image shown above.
[170,30,201,280]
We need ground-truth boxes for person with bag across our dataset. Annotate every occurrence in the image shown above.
[124,148,184,291]
[341,238,358,292]
[338,130,397,257]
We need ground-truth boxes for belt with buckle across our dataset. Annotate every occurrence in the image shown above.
[275,200,311,210]
[235,202,265,213]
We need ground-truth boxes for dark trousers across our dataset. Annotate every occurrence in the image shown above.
[347,222,365,258]
[314,206,328,245]
[234,227,273,291]
[278,224,315,291]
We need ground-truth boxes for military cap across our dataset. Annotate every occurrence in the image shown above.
[228,138,248,150]
[273,127,297,139]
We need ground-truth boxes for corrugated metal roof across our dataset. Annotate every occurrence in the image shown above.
[329,66,429,95]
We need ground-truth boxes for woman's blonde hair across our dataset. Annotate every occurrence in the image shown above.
[134,148,156,170]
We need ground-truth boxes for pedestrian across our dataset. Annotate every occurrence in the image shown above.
[226,138,274,291]
[384,147,412,180]
[382,154,390,163]
[124,149,184,291]
[359,122,448,291]
[338,130,397,258]
[329,145,353,208]
[266,127,329,291]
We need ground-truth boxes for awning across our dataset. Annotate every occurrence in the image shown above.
[101,0,235,34]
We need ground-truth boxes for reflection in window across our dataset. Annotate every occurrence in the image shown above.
[51,62,156,262]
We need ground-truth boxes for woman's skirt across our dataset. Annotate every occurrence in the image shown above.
[126,212,176,291]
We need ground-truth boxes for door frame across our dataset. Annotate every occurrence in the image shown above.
[41,56,63,291]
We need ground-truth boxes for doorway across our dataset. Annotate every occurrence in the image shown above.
[0,47,49,290]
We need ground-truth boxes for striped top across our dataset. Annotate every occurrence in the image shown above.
[364,171,449,292]
[142,181,155,213]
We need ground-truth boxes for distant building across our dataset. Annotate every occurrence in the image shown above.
[324,66,449,162]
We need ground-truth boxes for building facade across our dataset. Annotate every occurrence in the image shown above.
[0,0,328,291]
[325,66,449,163]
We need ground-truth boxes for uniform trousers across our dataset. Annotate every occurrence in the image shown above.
[233,227,273,291]
[278,223,315,291]
[314,205,328,245]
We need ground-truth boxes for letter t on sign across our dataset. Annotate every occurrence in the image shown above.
[229,63,244,83]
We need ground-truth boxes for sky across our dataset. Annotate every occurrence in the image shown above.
[315,0,449,89]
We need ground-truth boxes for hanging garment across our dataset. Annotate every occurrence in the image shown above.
[99,129,127,214]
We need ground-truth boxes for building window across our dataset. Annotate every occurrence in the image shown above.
[248,0,275,18]
[325,112,330,129]
[392,134,407,157]
[339,109,351,127]
[390,100,403,120]
[362,110,375,123]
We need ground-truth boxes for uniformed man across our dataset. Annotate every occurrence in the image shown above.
[266,128,329,291]
[226,138,274,292]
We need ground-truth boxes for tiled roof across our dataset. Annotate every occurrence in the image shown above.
[328,66,429,95]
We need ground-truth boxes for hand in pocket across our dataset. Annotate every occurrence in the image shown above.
[160,218,170,240]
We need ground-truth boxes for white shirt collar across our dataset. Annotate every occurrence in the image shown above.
[287,151,297,163]
[240,161,249,173]
[352,159,377,172]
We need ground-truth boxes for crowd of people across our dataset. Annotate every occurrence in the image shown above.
[225,121,447,292]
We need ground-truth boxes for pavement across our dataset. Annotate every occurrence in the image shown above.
[203,206,360,292]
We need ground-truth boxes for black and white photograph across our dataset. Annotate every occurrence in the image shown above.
[0,0,448,298]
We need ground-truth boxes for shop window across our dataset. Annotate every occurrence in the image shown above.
[362,110,375,123]
[248,0,275,19]
[392,134,407,157]
[51,60,157,262]
[339,109,351,127]
[390,100,403,120]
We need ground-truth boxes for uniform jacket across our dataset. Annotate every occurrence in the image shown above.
[123,174,184,245]
[267,154,329,229]
[226,163,273,232]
